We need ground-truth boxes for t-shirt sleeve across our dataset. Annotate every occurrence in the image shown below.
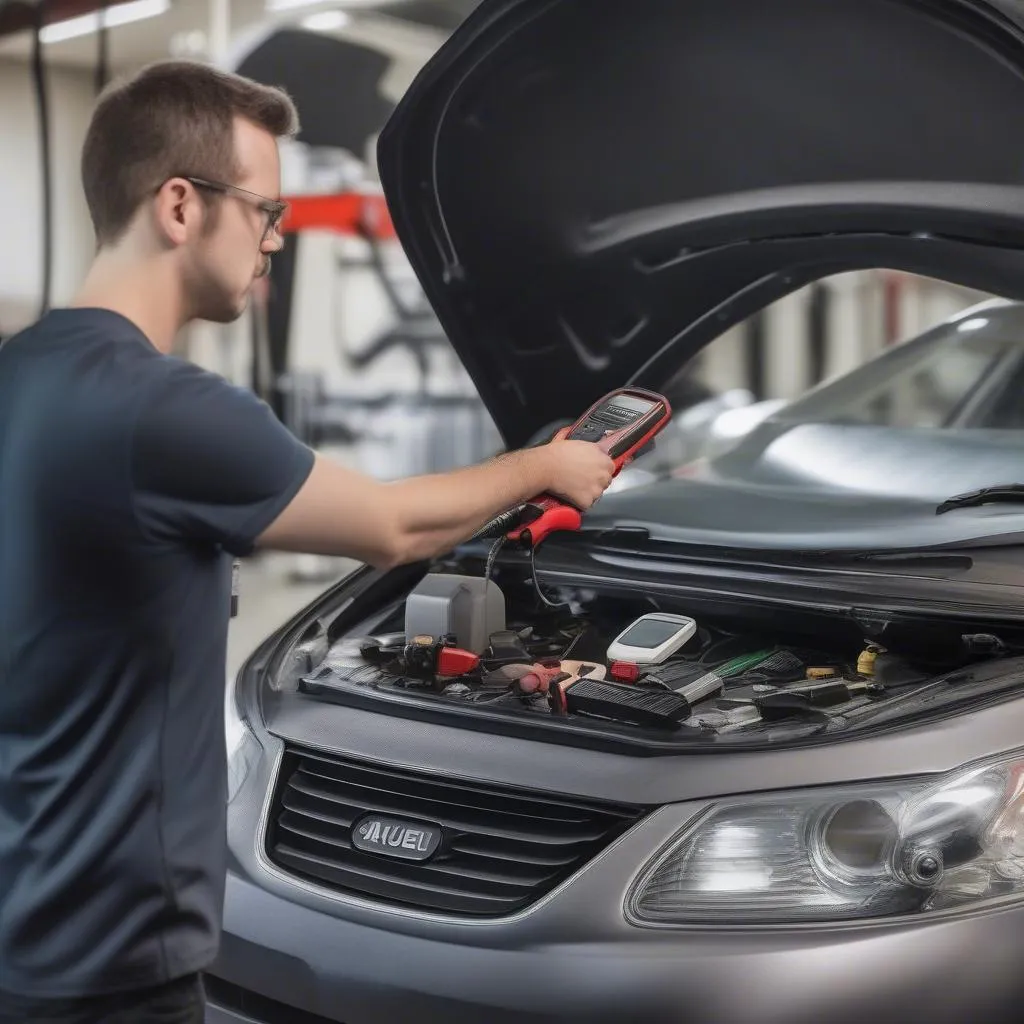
[130,361,316,557]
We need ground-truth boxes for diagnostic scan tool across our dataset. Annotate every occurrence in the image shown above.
[508,387,673,548]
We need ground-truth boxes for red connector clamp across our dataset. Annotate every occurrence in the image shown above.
[609,661,640,683]
[436,646,481,677]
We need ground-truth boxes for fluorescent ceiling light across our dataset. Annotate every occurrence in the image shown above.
[301,10,351,30]
[40,0,170,44]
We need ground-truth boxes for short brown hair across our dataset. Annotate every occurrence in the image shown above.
[81,60,300,246]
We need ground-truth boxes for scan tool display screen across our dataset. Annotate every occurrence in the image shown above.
[609,395,656,414]
[616,617,686,648]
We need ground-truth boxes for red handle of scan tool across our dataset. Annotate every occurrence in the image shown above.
[507,501,583,548]
[505,436,612,547]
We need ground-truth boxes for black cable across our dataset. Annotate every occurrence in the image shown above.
[530,545,570,609]
[472,506,529,541]
[30,0,53,318]
[483,536,505,588]
[475,511,568,608]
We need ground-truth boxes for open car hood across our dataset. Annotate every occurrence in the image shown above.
[377,0,1024,448]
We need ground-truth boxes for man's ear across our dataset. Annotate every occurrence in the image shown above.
[152,178,194,247]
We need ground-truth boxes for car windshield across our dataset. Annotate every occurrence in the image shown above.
[611,302,1024,514]
[776,308,1024,432]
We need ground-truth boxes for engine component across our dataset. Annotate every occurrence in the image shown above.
[332,632,404,664]
[738,649,806,681]
[481,629,532,670]
[513,660,568,696]
[871,653,926,688]
[755,680,853,716]
[678,672,727,705]
[754,678,884,719]
[565,678,691,730]
[639,661,727,703]
[405,573,506,654]
[961,633,1007,656]
[639,661,705,691]
[359,636,408,664]
[399,634,481,683]
[437,645,482,677]
[301,661,393,690]
[545,661,605,715]
[559,660,606,682]
[718,649,777,678]
[806,666,839,679]
[857,643,885,676]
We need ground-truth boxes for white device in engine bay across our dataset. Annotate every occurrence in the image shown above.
[606,613,698,665]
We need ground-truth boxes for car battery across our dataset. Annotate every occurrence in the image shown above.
[404,573,506,654]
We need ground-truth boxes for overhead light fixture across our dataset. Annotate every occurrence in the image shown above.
[301,10,351,31]
[40,0,171,44]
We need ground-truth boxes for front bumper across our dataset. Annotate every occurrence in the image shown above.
[207,801,1024,1024]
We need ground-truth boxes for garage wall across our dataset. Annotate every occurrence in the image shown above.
[0,58,96,336]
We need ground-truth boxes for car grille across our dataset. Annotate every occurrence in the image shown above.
[265,745,648,917]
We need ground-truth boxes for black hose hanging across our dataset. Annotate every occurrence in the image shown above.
[30,0,53,318]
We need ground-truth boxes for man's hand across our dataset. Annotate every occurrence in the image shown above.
[540,432,616,509]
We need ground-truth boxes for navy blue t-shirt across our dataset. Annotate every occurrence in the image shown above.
[0,308,315,998]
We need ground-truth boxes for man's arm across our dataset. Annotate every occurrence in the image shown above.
[255,437,613,568]
[128,360,613,566]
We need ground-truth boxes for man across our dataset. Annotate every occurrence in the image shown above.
[0,61,615,1023]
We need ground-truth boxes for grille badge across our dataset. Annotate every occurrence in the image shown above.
[352,814,442,862]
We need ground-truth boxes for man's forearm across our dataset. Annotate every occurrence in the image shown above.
[385,447,553,545]
[255,435,611,570]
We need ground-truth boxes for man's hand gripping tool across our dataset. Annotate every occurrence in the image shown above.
[508,387,673,548]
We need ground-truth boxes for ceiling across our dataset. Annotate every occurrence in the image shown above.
[0,0,475,72]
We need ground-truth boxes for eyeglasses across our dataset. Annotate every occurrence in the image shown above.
[184,176,288,239]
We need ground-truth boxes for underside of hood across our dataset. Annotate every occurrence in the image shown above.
[377,0,1024,447]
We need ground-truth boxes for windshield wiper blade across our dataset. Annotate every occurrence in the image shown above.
[936,484,1024,516]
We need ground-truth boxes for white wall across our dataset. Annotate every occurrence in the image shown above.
[0,59,96,334]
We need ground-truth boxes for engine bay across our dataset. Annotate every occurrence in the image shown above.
[293,556,1022,744]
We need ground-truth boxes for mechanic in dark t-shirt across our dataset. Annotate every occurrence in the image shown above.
[0,62,615,1023]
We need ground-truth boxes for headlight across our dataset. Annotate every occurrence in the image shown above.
[627,751,1024,925]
